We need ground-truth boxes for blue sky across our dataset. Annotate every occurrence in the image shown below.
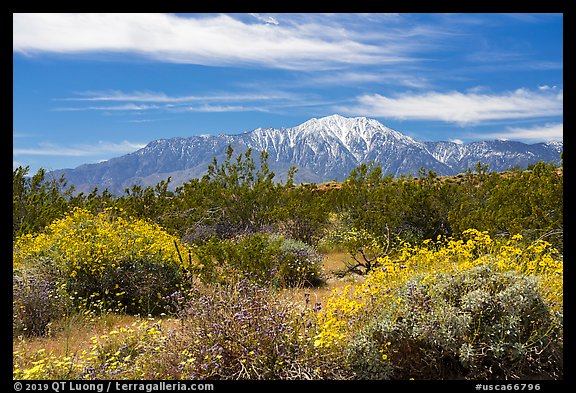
[13,13,563,174]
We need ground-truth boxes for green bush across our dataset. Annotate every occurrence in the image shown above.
[192,233,323,288]
[275,236,324,287]
[73,256,184,316]
[346,265,563,379]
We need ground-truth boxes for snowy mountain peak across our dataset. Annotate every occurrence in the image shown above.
[49,115,563,195]
[294,114,401,151]
[298,114,378,133]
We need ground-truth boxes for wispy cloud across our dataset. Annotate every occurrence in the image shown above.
[337,88,563,125]
[54,103,162,111]
[13,140,146,157]
[301,71,434,89]
[249,13,279,25]
[538,85,559,91]
[57,90,298,103]
[476,123,563,142]
[54,90,311,113]
[13,13,448,70]
[125,119,161,124]
[175,105,269,113]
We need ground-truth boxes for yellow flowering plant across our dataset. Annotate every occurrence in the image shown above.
[13,207,195,317]
[314,229,563,351]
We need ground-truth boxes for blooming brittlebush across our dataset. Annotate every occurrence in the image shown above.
[315,230,563,351]
[13,208,195,316]
[14,207,192,272]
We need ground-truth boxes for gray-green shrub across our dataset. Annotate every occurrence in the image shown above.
[191,232,323,288]
[346,265,562,379]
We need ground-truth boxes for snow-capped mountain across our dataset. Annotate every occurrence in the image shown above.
[50,114,563,195]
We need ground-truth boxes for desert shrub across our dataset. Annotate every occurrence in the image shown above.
[191,232,323,288]
[315,230,562,351]
[346,265,563,380]
[182,224,244,244]
[322,225,391,274]
[153,278,320,379]
[12,260,69,337]
[315,230,562,379]
[13,207,194,317]
[13,166,74,240]
[276,237,324,287]
[79,256,184,315]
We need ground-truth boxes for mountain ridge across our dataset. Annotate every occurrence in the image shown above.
[49,115,563,195]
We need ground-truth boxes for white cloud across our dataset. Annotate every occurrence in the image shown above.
[250,13,279,25]
[176,105,268,113]
[58,90,297,103]
[54,103,161,111]
[303,71,433,89]
[58,91,182,102]
[337,88,563,125]
[13,140,146,157]
[125,119,157,123]
[13,13,422,70]
[537,85,558,91]
[479,123,563,142]
[54,90,307,113]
